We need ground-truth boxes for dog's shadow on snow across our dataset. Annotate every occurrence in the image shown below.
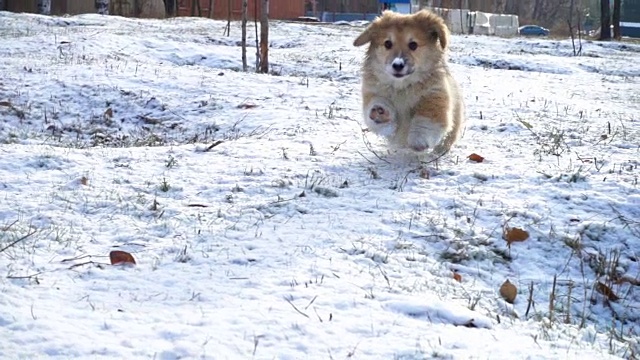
[353,132,459,187]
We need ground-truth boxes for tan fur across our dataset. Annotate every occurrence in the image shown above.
[354,10,465,155]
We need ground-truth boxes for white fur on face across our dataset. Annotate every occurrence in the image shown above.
[386,56,411,78]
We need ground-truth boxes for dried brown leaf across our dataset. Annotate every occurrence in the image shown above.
[596,282,620,302]
[453,272,462,282]
[499,279,517,304]
[104,107,113,118]
[109,250,136,265]
[503,227,529,244]
[468,153,485,163]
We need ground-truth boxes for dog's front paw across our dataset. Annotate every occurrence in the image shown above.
[369,105,392,124]
[407,136,430,153]
[407,121,445,153]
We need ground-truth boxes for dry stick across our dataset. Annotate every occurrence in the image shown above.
[186,204,209,208]
[525,281,535,318]
[0,230,36,253]
[284,296,309,318]
[7,272,43,280]
[549,274,557,323]
[69,261,109,269]
[203,140,224,152]
[61,254,94,263]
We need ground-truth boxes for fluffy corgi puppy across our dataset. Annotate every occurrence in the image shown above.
[354,10,465,155]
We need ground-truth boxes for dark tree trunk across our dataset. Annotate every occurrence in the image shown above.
[164,0,176,17]
[224,0,231,36]
[612,0,621,40]
[95,0,109,14]
[37,0,51,15]
[241,0,248,71]
[259,0,269,74]
[600,0,611,40]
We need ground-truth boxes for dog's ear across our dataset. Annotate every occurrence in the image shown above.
[431,20,449,50]
[415,10,449,50]
[353,26,374,47]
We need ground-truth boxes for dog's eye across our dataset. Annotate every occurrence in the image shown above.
[408,41,418,51]
[384,40,393,49]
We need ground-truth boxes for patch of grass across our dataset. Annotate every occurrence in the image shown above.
[165,155,178,169]
[159,177,171,192]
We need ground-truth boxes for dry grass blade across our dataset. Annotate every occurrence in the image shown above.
[525,281,535,318]
[549,274,557,322]
[304,295,318,310]
[1,219,19,232]
[0,229,37,253]
[284,296,309,318]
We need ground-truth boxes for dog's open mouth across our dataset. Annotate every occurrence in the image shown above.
[392,71,413,79]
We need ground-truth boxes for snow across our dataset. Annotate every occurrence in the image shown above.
[0,10,639,359]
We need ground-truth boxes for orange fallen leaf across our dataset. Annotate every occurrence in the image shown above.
[499,279,517,304]
[468,153,485,163]
[503,227,529,244]
[109,250,136,265]
[453,272,462,282]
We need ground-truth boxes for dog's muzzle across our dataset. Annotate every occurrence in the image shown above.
[390,57,411,78]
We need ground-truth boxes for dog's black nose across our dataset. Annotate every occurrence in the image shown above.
[392,62,404,71]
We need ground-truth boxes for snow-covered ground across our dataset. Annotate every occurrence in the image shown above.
[0,11,639,359]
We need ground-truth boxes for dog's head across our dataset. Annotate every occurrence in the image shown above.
[354,10,449,83]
